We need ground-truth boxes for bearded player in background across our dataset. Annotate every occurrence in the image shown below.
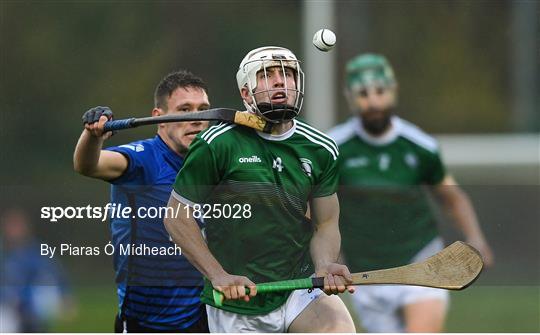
[328,54,494,333]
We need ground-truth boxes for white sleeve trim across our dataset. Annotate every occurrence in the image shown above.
[398,117,439,153]
[327,118,357,145]
[171,190,198,207]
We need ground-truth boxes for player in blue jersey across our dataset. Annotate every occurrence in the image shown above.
[73,70,211,332]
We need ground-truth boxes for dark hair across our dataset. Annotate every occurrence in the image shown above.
[154,70,209,110]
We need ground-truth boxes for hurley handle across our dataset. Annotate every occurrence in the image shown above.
[212,277,325,307]
[103,118,136,132]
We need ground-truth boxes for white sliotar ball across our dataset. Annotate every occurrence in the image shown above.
[313,28,336,52]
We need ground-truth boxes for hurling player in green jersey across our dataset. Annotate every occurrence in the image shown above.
[328,54,494,333]
[164,46,355,332]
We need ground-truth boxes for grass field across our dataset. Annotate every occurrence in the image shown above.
[446,286,539,332]
[51,285,539,332]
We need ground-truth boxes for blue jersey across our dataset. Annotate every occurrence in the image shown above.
[107,135,203,330]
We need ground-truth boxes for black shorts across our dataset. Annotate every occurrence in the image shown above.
[114,306,209,333]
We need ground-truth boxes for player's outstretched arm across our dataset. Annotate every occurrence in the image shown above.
[163,195,257,302]
[433,175,495,267]
[310,194,354,295]
[73,106,127,180]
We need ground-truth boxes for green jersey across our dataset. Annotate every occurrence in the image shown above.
[172,120,339,315]
[328,116,446,271]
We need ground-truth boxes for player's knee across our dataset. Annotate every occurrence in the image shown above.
[324,313,356,332]
[317,295,356,332]
[406,321,444,333]
[404,299,446,333]
[406,313,445,333]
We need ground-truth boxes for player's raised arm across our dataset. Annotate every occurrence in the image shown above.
[73,106,128,180]
[309,193,355,295]
[432,175,495,267]
[163,195,257,302]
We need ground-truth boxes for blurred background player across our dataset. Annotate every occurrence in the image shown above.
[164,46,355,332]
[328,54,495,333]
[73,70,210,332]
[0,207,76,332]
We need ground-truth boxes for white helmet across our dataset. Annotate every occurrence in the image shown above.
[236,46,305,123]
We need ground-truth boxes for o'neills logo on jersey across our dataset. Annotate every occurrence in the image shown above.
[238,155,262,163]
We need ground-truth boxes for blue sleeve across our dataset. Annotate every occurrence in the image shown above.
[106,141,158,185]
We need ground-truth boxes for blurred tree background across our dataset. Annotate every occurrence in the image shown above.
[1,0,538,332]
[1,0,538,185]
[336,0,516,132]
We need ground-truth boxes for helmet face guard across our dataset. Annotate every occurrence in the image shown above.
[237,47,305,124]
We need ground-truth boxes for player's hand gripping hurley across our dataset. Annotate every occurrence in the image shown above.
[212,241,484,306]
[103,108,273,133]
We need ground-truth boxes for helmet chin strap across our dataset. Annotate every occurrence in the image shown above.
[256,103,299,123]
